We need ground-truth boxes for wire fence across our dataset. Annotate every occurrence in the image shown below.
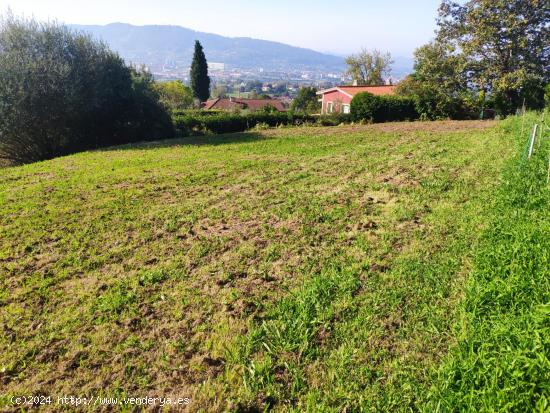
[519,109,550,183]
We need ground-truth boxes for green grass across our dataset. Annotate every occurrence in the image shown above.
[426,114,550,412]
[0,119,544,411]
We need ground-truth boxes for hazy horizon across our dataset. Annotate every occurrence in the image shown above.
[0,0,442,58]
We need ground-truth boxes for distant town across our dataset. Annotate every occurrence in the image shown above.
[151,62,348,99]
[67,23,412,100]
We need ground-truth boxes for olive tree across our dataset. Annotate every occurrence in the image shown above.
[0,13,173,164]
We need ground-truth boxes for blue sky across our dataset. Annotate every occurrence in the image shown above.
[1,0,441,57]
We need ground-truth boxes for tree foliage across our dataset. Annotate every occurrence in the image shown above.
[398,0,549,117]
[0,14,173,164]
[396,42,475,119]
[345,49,393,85]
[290,87,320,114]
[154,80,194,111]
[436,0,549,114]
[172,111,316,135]
[190,40,211,102]
[126,68,175,141]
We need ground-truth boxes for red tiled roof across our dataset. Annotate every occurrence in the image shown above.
[339,85,397,96]
[202,98,286,112]
[317,85,397,97]
[202,98,222,110]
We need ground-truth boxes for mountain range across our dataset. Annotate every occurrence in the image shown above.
[70,23,413,77]
[70,23,346,72]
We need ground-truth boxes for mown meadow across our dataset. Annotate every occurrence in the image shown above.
[1,116,548,411]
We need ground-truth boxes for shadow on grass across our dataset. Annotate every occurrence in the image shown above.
[97,131,271,152]
[0,132,272,168]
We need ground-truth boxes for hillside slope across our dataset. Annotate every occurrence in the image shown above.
[1,121,524,411]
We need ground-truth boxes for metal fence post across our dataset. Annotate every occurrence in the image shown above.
[528,124,538,159]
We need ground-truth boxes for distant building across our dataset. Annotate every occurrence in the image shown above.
[209,62,225,71]
[316,85,397,115]
[202,97,286,112]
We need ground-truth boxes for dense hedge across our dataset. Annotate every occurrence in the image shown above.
[172,96,417,137]
[173,112,317,135]
[351,92,418,122]
[316,113,354,126]
[171,109,225,117]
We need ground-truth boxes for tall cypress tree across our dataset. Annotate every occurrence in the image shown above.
[190,40,210,102]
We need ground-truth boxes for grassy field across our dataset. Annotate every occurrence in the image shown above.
[427,114,550,412]
[0,118,546,411]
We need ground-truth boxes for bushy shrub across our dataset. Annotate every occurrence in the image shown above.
[154,80,194,112]
[351,92,418,122]
[350,93,381,121]
[0,14,173,165]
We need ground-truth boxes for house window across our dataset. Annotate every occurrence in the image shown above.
[327,102,334,113]
[342,104,350,114]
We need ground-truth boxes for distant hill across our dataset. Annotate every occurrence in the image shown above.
[70,23,347,72]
